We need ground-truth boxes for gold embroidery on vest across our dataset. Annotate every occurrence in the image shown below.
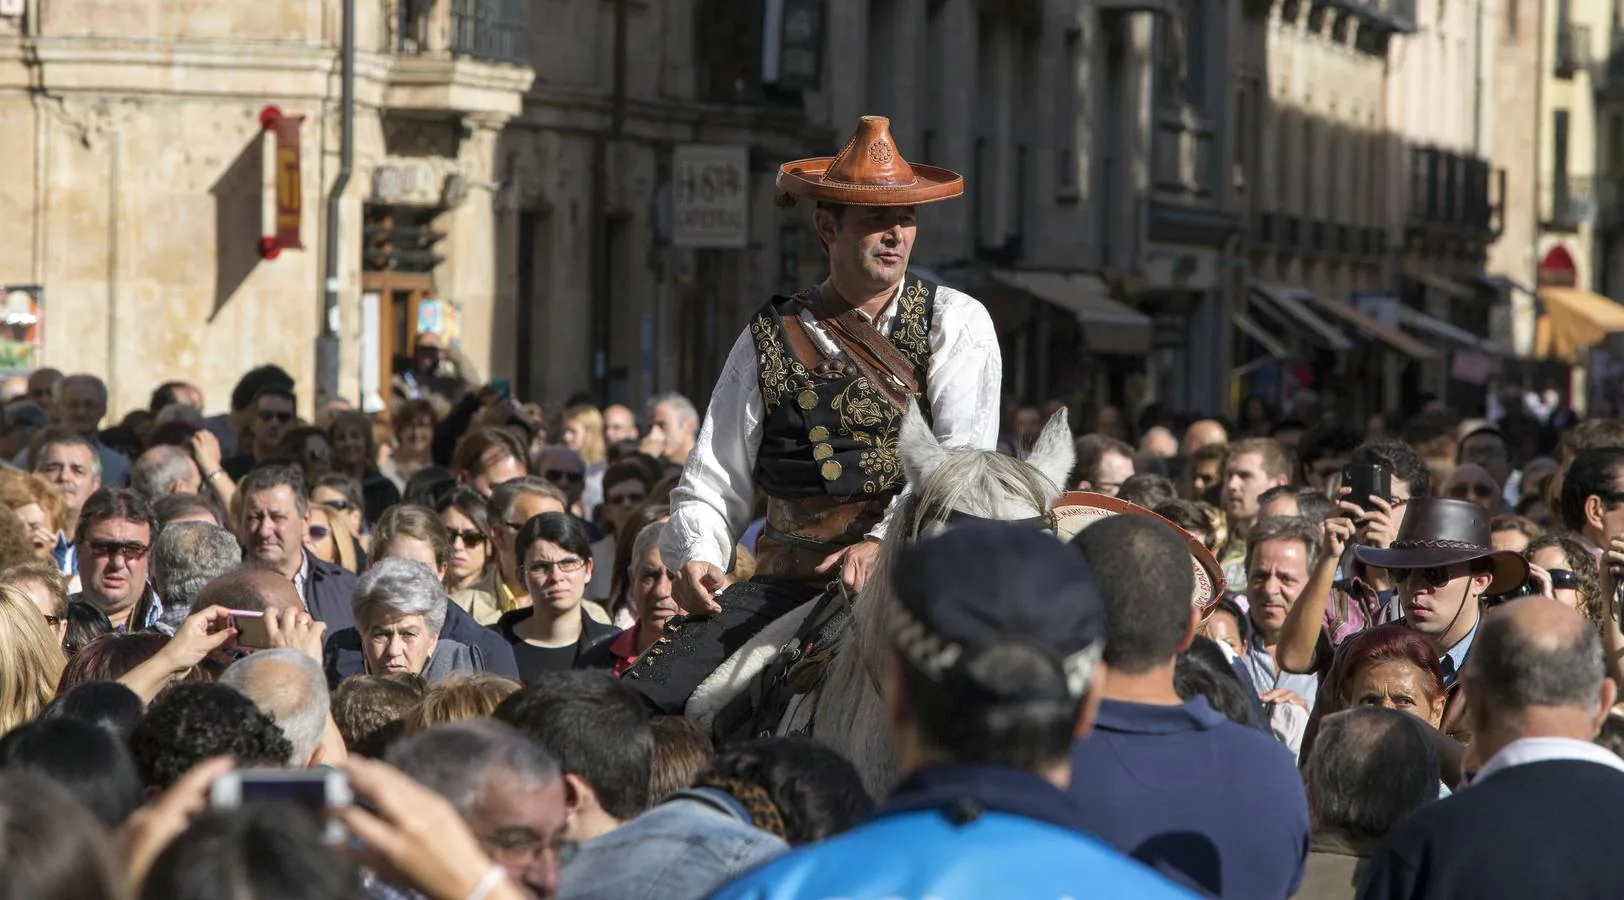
[831,379,903,491]
[750,313,814,414]
[891,278,932,366]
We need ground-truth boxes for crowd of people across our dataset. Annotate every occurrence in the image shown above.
[2,349,1624,899]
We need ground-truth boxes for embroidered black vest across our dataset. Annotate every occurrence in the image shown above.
[748,274,938,503]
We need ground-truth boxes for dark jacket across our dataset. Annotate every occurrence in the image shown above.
[324,597,519,685]
[302,551,359,633]
[1359,758,1624,900]
[496,607,619,681]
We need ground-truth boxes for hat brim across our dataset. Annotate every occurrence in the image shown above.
[1352,545,1529,595]
[776,159,964,207]
[1052,491,1226,616]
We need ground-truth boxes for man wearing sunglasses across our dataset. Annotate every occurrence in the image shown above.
[223,386,299,480]
[68,486,168,633]
[1353,497,1529,742]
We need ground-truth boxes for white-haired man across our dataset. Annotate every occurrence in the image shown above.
[220,645,348,768]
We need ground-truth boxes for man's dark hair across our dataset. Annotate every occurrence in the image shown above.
[154,492,224,530]
[312,472,365,514]
[248,384,297,410]
[1175,636,1260,728]
[1468,602,1607,713]
[1117,474,1177,510]
[1348,439,1432,498]
[1305,707,1438,840]
[331,674,427,759]
[127,684,294,791]
[1559,447,1624,534]
[73,487,158,547]
[147,381,192,413]
[403,466,458,508]
[1070,434,1134,490]
[0,716,143,829]
[898,643,1083,769]
[1071,516,1194,674]
[39,681,146,741]
[1297,424,1361,471]
[1154,500,1216,550]
[494,671,653,821]
[138,803,358,900]
[236,464,310,518]
[694,737,875,846]
[230,365,295,413]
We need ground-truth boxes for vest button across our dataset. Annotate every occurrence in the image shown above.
[808,425,829,442]
[813,442,834,460]
[821,459,843,481]
[797,389,818,409]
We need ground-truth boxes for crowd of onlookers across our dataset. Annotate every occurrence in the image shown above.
[6,343,1624,898]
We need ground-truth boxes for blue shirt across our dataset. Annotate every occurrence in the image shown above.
[1441,620,1478,687]
[715,764,1194,900]
[1067,697,1311,899]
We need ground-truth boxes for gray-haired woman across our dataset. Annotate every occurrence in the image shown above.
[352,557,484,682]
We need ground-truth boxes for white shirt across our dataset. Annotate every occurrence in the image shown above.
[660,280,1003,572]
[1473,736,1624,785]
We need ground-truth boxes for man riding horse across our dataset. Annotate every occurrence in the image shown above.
[660,116,1002,614]
[626,117,1002,718]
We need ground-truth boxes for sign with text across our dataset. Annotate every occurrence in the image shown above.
[672,144,750,249]
[762,0,826,92]
[272,115,305,251]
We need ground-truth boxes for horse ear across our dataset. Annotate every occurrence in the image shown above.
[1026,409,1076,493]
[899,400,949,487]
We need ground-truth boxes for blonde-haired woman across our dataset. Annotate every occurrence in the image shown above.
[0,472,65,562]
[0,583,65,734]
[563,405,609,515]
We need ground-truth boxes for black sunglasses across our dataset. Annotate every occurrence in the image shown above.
[545,469,584,485]
[448,528,486,548]
[1398,566,1456,590]
[1548,568,1580,591]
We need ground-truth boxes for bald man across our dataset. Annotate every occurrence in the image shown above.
[1140,426,1179,459]
[1184,419,1228,456]
[1361,597,1624,900]
[193,566,305,615]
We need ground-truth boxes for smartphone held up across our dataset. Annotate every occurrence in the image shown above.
[210,769,353,844]
[1341,463,1390,513]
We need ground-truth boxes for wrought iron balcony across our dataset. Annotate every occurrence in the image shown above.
[1405,146,1504,239]
[397,0,528,66]
[1544,175,1597,231]
[1556,21,1593,79]
[1598,179,1624,230]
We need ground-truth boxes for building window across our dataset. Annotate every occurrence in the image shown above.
[1157,0,1204,107]
[1057,27,1081,194]
[1505,0,1518,37]
[1555,108,1571,183]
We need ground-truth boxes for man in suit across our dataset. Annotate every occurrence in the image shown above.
[1359,597,1624,899]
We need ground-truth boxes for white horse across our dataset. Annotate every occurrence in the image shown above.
[687,403,1075,796]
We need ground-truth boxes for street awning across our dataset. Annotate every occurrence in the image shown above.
[1405,268,1476,300]
[1394,305,1498,353]
[1537,287,1624,362]
[993,269,1152,354]
[1235,310,1291,359]
[1250,283,1355,351]
[1302,294,1440,360]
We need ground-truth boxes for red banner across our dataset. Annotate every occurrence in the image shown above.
[272,115,305,251]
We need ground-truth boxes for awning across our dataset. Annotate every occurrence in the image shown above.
[993,269,1152,354]
[1302,294,1440,360]
[1405,268,1476,300]
[1394,305,1498,353]
[1250,283,1355,351]
[1234,310,1291,359]
[1537,287,1624,362]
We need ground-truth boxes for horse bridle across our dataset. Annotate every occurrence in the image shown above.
[940,508,1056,532]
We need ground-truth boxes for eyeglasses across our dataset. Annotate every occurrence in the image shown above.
[1548,568,1581,590]
[477,829,578,867]
[448,528,486,548]
[607,491,646,507]
[519,557,586,576]
[43,613,62,628]
[1448,483,1499,500]
[545,469,584,485]
[258,409,294,423]
[86,539,149,562]
[307,525,331,541]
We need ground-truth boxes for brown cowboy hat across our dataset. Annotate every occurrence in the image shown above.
[1052,491,1226,616]
[776,116,964,208]
[1352,497,1528,594]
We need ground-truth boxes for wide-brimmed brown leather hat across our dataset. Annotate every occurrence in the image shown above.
[776,115,964,207]
[1051,491,1225,616]
[1352,497,1528,594]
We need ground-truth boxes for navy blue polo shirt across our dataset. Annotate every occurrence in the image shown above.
[1066,696,1310,899]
